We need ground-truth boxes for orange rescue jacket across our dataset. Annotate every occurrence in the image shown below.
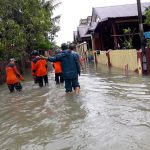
[34,59,48,77]
[31,61,36,76]
[6,64,24,84]
[53,62,62,74]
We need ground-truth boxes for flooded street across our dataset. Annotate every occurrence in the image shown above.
[1,64,150,150]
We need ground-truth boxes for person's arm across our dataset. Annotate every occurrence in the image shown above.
[41,54,62,62]
[48,54,62,62]
[13,66,24,81]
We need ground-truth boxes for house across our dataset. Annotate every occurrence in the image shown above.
[91,2,150,50]
[74,2,150,74]
[74,17,93,50]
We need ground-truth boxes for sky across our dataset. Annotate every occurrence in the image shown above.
[54,0,150,46]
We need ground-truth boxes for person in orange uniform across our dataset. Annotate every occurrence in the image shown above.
[31,60,37,83]
[31,50,48,87]
[53,50,64,84]
[53,61,64,84]
[31,50,39,83]
[6,58,24,92]
[53,51,64,84]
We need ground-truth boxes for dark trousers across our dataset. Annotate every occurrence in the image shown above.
[37,75,48,87]
[65,78,80,93]
[33,76,38,84]
[7,82,22,92]
[55,73,64,84]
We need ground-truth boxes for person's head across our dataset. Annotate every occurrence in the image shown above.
[10,58,16,64]
[31,50,39,56]
[61,43,68,51]
[69,43,75,51]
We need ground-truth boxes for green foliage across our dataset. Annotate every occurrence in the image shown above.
[122,27,135,49]
[145,6,150,26]
[147,39,150,48]
[123,28,131,34]
[35,40,52,50]
[0,19,27,60]
[0,0,60,60]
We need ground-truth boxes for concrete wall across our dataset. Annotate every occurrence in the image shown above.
[95,49,140,72]
[96,51,108,65]
[109,49,138,71]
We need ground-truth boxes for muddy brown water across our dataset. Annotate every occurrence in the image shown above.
[0,64,150,150]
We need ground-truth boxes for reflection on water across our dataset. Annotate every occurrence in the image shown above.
[0,64,150,150]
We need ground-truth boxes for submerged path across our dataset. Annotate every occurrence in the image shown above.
[0,64,150,150]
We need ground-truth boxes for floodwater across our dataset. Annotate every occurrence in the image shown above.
[0,64,150,150]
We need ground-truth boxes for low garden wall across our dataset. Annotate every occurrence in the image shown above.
[109,49,138,71]
[94,49,142,74]
[96,51,108,65]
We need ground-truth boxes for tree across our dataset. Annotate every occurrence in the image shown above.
[42,0,61,42]
[0,19,27,60]
[0,0,61,60]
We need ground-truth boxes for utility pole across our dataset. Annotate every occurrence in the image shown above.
[137,0,147,74]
